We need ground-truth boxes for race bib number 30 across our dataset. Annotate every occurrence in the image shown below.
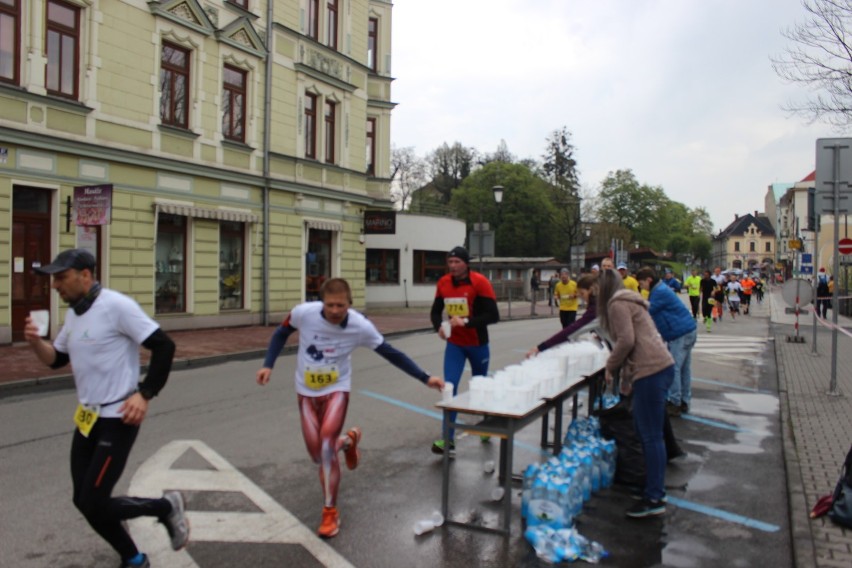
[445,297,470,317]
[73,403,100,437]
[305,366,340,390]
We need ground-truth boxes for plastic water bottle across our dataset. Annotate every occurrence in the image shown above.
[589,443,602,493]
[557,483,573,528]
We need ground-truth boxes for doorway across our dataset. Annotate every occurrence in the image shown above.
[11,187,53,341]
[306,229,332,301]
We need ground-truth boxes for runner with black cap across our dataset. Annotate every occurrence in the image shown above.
[429,246,500,454]
[23,249,187,568]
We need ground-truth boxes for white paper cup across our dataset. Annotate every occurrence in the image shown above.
[430,511,444,527]
[442,383,454,403]
[30,310,49,336]
[441,321,452,338]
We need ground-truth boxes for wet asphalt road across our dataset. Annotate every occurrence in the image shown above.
[0,301,791,567]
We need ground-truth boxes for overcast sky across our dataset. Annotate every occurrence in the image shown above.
[390,0,831,233]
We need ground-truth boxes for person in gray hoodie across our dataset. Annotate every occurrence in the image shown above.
[598,269,675,518]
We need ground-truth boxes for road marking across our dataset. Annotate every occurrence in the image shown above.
[127,440,354,568]
[667,496,780,532]
[692,334,768,361]
[693,376,773,394]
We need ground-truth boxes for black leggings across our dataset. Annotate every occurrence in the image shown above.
[560,310,578,328]
[71,418,170,561]
[689,296,700,318]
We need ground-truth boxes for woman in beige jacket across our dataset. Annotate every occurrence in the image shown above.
[598,269,675,518]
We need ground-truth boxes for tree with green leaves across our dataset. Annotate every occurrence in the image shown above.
[450,162,556,259]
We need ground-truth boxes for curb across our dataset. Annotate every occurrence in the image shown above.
[776,329,818,568]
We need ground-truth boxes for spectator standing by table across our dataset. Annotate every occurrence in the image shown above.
[598,269,675,518]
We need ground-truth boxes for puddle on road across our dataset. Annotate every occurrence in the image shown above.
[686,392,778,455]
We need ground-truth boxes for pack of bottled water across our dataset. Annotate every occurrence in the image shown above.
[525,525,609,564]
[521,416,617,531]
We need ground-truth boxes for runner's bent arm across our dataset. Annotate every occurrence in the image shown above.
[137,328,176,400]
[467,296,499,329]
[261,322,297,369]
[429,296,445,331]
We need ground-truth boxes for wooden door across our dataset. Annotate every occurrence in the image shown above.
[11,188,52,341]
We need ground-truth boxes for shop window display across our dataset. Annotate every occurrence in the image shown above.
[219,221,244,310]
[155,213,186,314]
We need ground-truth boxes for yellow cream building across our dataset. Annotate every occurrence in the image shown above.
[0,0,395,343]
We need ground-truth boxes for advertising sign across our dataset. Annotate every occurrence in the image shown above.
[363,210,396,234]
[74,184,113,226]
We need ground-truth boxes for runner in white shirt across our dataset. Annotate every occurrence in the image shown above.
[256,278,444,539]
[24,249,187,568]
[726,276,743,318]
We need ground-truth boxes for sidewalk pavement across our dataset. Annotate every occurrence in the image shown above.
[769,286,852,568]
[2,290,850,567]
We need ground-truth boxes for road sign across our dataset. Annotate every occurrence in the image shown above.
[800,265,813,275]
[788,239,802,250]
[815,138,852,214]
[839,237,852,255]
[801,253,812,264]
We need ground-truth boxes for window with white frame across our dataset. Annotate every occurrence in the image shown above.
[222,64,247,142]
[367,17,378,72]
[160,41,190,128]
[324,99,336,163]
[45,0,80,99]
[0,0,20,85]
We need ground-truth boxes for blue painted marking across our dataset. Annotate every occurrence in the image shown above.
[681,414,750,433]
[360,390,777,532]
[693,377,772,394]
[358,390,443,420]
[667,496,780,532]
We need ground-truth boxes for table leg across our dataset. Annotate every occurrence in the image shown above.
[503,427,515,534]
[553,399,564,455]
[540,407,549,449]
[441,411,450,519]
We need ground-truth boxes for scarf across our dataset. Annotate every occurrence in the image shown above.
[72,282,102,315]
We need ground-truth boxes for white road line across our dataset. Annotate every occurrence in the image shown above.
[128,440,354,568]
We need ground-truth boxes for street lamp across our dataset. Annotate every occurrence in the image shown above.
[478,185,505,271]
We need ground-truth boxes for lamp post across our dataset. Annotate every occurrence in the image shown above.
[479,185,504,272]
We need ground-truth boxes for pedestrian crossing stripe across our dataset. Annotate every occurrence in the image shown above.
[692,335,768,360]
[128,440,355,568]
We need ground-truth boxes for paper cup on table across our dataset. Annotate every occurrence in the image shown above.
[30,310,49,336]
[441,321,452,338]
[442,383,454,403]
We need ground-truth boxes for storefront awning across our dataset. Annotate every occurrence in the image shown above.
[154,201,259,224]
[305,219,343,232]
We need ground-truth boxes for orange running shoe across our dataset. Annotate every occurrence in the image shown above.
[318,506,340,538]
[344,426,362,470]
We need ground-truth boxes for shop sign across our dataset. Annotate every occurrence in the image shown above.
[364,210,396,234]
[74,184,113,226]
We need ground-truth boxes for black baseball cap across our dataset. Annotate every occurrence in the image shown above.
[35,249,97,275]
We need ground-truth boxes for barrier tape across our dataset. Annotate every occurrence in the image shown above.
[805,305,852,339]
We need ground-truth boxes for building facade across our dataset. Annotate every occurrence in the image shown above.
[711,211,775,274]
[1,0,395,343]
[364,213,465,308]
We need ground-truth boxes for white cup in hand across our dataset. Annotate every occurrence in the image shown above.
[30,310,49,336]
[441,321,452,338]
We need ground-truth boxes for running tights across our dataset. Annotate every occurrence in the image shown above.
[71,418,170,561]
[298,392,351,507]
